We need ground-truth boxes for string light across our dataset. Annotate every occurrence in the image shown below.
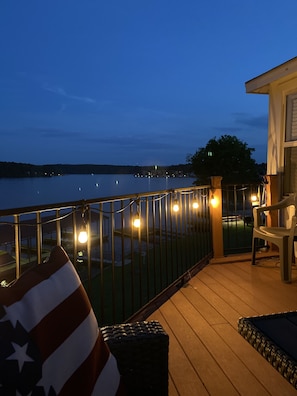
[132,199,141,228]
[172,197,180,213]
[251,194,259,207]
[210,194,218,208]
[1,190,208,236]
[192,194,199,209]
[78,225,88,244]
[78,204,89,244]
[133,213,141,228]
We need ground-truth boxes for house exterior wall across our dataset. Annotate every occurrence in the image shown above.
[267,73,297,176]
[264,71,297,201]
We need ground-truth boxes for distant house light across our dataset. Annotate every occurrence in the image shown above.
[207,151,213,157]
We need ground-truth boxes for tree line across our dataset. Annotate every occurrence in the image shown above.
[1,135,267,183]
[0,162,192,178]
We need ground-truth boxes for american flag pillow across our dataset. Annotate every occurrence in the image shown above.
[0,245,126,395]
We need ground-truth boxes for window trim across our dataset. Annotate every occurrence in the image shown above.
[285,93,297,142]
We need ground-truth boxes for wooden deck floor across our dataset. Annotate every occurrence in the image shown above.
[148,254,297,395]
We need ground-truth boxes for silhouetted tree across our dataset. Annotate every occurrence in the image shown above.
[188,135,261,184]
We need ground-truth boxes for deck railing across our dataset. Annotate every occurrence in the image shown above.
[0,185,212,325]
[222,183,265,254]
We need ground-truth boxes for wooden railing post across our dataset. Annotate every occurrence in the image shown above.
[210,176,224,259]
[265,174,280,227]
[265,174,282,251]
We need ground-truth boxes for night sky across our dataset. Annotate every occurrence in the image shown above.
[1,1,296,166]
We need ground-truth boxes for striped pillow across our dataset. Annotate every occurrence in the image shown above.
[0,245,126,395]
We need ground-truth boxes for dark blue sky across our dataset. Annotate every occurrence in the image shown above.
[1,1,296,166]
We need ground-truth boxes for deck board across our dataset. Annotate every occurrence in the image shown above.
[148,257,297,395]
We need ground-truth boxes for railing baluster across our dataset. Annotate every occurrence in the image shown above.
[111,201,116,323]
[87,208,92,293]
[120,200,126,321]
[36,211,42,264]
[99,202,104,324]
[14,214,21,278]
[56,209,61,246]
[145,197,150,301]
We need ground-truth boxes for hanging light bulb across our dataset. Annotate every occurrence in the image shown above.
[77,204,89,244]
[192,201,199,209]
[132,198,141,228]
[210,194,218,208]
[133,213,141,228]
[78,225,88,244]
[251,194,259,207]
[192,194,199,209]
[172,197,180,213]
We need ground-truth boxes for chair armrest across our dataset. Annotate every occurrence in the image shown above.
[100,320,169,396]
[253,194,296,228]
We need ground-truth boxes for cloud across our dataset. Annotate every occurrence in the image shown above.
[233,113,268,129]
[42,84,96,104]
[214,126,242,133]
[2,126,84,140]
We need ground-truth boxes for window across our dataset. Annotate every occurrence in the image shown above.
[285,93,297,141]
[284,94,297,193]
[284,147,297,193]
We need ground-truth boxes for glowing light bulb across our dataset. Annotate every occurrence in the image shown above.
[78,228,88,244]
[192,200,199,209]
[251,194,259,206]
[210,195,218,207]
[133,217,141,228]
[172,200,179,212]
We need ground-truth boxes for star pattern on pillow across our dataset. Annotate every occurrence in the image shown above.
[0,319,47,395]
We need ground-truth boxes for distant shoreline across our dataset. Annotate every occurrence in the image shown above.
[0,162,192,178]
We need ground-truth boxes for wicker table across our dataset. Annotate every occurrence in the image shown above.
[238,311,297,389]
[101,320,169,396]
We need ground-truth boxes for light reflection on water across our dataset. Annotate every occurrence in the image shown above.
[0,174,195,210]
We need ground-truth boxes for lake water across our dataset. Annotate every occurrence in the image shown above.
[0,174,196,210]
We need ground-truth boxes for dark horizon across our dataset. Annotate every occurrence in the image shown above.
[0,161,194,178]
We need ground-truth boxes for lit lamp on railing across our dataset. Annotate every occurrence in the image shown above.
[78,205,89,244]
[251,194,259,207]
[192,194,199,210]
[132,199,141,228]
[210,194,218,208]
[133,212,141,228]
[172,196,180,213]
[78,225,88,244]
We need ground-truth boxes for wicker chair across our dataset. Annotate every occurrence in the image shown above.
[101,320,169,396]
[251,193,297,282]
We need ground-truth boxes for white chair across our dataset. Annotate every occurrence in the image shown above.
[251,193,297,282]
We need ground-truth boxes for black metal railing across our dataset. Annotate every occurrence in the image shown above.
[222,183,265,254]
[0,185,212,325]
